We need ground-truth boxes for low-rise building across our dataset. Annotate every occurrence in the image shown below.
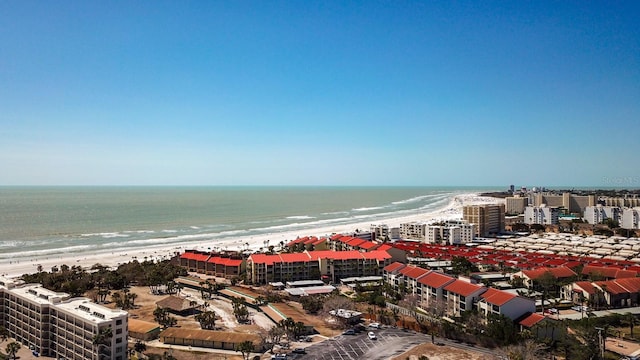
[477,288,536,321]
[443,279,486,317]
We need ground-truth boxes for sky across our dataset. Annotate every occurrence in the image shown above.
[1,1,639,187]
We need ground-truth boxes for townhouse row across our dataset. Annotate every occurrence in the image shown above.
[0,277,128,360]
[383,263,536,321]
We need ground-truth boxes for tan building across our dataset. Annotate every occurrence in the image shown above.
[532,192,595,216]
[505,196,528,215]
[0,277,128,360]
[463,204,505,237]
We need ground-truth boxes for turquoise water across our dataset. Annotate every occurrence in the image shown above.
[0,186,499,259]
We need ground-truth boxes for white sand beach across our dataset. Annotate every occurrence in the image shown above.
[0,193,502,278]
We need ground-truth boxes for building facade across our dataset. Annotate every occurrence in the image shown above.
[0,278,128,360]
[622,208,640,230]
[583,205,621,225]
[399,222,427,240]
[463,204,505,237]
[505,196,528,215]
[524,205,560,225]
[426,220,475,245]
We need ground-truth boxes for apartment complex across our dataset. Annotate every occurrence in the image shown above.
[532,192,595,216]
[463,204,505,237]
[382,263,535,321]
[426,220,475,245]
[599,195,640,208]
[370,224,390,241]
[622,208,640,229]
[399,222,427,240]
[179,251,245,279]
[505,196,528,215]
[0,277,128,360]
[583,205,621,225]
[524,205,560,225]
[247,250,392,285]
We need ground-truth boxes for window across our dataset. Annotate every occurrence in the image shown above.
[115,328,122,334]
[116,319,122,325]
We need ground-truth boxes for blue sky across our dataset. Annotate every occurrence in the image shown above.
[1,1,639,187]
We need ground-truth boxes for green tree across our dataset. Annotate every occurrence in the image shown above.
[195,310,217,330]
[134,339,147,356]
[451,256,478,276]
[236,340,254,360]
[92,326,113,360]
[5,341,20,360]
[0,326,9,344]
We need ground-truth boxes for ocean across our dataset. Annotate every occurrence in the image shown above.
[0,186,499,261]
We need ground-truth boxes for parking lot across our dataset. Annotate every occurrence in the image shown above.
[300,328,430,360]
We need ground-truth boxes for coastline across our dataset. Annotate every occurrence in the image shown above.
[0,193,501,278]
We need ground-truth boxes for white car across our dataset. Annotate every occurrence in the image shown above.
[368,331,377,340]
[369,322,380,329]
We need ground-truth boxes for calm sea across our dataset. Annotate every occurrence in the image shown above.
[0,186,499,260]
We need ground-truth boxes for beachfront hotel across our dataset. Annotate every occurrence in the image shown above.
[0,277,128,360]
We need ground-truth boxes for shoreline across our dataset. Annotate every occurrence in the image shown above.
[0,193,501,278]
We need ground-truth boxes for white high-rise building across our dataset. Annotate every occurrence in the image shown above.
[524,205,560,225]
[399,222,427,240]
[621,208,640,230]
[0,277,128,360]
[426,220,475,245]
[584,205,621,225]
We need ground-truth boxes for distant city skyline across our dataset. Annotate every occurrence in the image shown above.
[1,2,638,186]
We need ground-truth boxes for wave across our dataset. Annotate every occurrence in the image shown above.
[351,206,386,212]
[286,215,316,220]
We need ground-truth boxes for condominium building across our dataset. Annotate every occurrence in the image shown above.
[532,192,595,216]
[621,208,640,230]
[0,278,128,360]
[370,224,389,241]
[246,250,391,285]
[463,204,505,237]
[426,220,475,245]
[505,196,528,215]
[600,195,640,208]
[524,205,560,225]
[583,205,621,225]
[399,222,427,240]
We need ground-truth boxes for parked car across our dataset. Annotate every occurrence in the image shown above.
[343,329,356,335]
[271,355,287,360]
[368,331,377,340]
[369,322,381,329]
[292,348,307,354]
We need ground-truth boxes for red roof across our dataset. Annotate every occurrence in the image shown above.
[582,265,637,279]
[207,257,243,266]
[595,280,628,295]
[377,244,392,251]
[519,313,546,328]
[418,272,455,288]
[358,241,378,250]
[481,288,517,306]
[180,252,210,261]
[444,280,485,297]
[574,281,597,295]
[616,277,640,293]
[522,266,576,280]
[383,262,406,273]
[399,266,430,280]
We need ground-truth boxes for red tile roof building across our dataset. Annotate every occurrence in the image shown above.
[179,250,245,279]
[477,288,535,321]
[247,250,392,285]
[443,280,487,317]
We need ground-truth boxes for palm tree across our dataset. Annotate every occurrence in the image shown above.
[92,327,113,360]
[0,326,9,344]
[5,341,20,360]
[134,339,147,357]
